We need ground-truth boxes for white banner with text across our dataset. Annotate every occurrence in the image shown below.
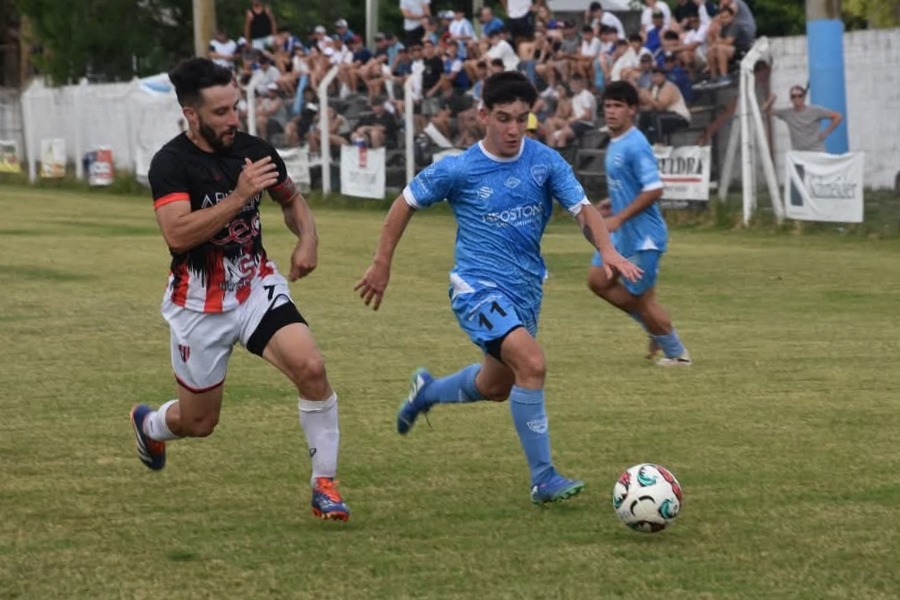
[784,151,864,223]
[340,145,386,199]
[653,145,711,208]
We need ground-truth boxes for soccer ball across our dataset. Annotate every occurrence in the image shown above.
[612,463,683,533]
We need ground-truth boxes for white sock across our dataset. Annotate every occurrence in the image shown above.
[142,399,181,441]
[298,393,339,485]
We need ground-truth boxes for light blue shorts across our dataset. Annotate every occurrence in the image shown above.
[450,284,539,356]
[591,249,662,296]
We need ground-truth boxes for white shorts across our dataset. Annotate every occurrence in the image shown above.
[162,271,296,392]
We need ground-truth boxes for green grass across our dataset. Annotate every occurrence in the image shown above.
[2,185,900,599]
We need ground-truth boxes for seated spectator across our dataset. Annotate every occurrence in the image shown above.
[535,4,559,32]
[549,74,596,148]
[208,29,238,71]
[306,106,349,156]
[631,53,655,89]
[676,10,710,77]
[335,19,355,44]
[662,52,693,103]
[656,30,681,65]
[441,43,471,92]
[339,35,371,96]
[541,83,574,143]
[449,9,476,58]
[271,25,301,73]
[276,45,309,97]
[284,88,318,146]
[430,89,475,147]
[706,6,752,86]
[763,86,843,152]
[253,54,281,96]
[575,25,603,80]
[638,66,690,144]
[256,83,288,141]
[351,96,399,148]
[643,10,665,56]
[586,1,625,39]
[421,16,440,46]
[615,34,648,83]
[534,20,579,88]
[485,28,520,72]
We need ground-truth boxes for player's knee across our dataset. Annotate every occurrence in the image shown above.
[182,413,219,438]
[515,352,546,383]
[291,353,328,388]
[588,272,611,296]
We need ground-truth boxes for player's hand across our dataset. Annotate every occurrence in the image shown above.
[354,261,391,311]
[604,214,623,233]
[235,156,279,203]
[596,198,612,218]
[288,239,317,281]
[601,248,643,283]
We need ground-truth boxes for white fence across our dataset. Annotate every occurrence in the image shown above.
[18,76,183,182]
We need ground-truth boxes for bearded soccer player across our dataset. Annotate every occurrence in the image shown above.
[588,81,691,366]
[355,71,642,505]
[130,58,349,521]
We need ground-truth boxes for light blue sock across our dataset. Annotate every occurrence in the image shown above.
[652,329,686,359]
[509,386,554,486]
[630,312,649,332]
[418,364,483,405]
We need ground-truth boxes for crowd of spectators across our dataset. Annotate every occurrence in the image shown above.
[210,0,758,161]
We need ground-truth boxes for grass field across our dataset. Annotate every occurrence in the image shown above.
[2,185,900,599]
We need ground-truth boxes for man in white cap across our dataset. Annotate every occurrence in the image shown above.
[335,19,355,44]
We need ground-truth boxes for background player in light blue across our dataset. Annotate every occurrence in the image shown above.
[588,81,691,366]
[355,71,642,505]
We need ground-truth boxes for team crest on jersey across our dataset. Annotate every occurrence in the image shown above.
[531,165,548,187]
[178,344,190,363]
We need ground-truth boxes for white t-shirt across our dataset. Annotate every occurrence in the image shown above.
[401,0,431,31]
[580,37,603,58]
[610,47,638,82]
[641,2,672,31]
[572,89,597,125]
[592,12,625,39]
[209,39,238,69]
[506,0,532,19]
[487,39,520,71]
[683,22,710,53]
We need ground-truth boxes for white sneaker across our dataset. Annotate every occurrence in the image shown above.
[656,353,692,367]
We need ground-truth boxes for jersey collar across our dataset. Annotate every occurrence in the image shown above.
[477,139,524,162]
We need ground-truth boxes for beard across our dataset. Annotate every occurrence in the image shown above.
[198,119,236,153]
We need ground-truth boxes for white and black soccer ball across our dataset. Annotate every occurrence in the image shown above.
[612,463,683,533]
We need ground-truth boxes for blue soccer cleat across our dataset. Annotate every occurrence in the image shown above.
[530,474,586,505]
[396,368,434,435]
[311,477,350,521]
[130,404,166,471]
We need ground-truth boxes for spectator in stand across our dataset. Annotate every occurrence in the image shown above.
[449,8,476,58]
[674,10,709,77]
[541,83,574,143]
[663,52,693,103]
[360,33,391,91]
[525,111,544,142]
[208,29,238,71]
[437,10,454,40]
[656,30,679,65]
[586,1,625,39]
[763,86,843,152]
[418,40,445,131]
[277,44,309,97]
[401,0,431,48]
[307,106,349,156]
[469,6,505,58]
[351,96,398,148]
[613,34,647,83]
[706,6,752,86]
[335,19,355,44]
[488,57,505,75]
[244,0,277,51]
[631,53,655,89]
[535,20,579,88]
[638,66,690,144]
[421,16,440,46]
[640,0,672,34]
[284,88,318,146]
[499,0,535,49]
[253,53,281,96]
[720,0,756,42]
[339,35,371,96]
[574,25,602,80]
[549,74,596,148]
[643,10,665,56]
[535,3,559,31]
[271,26,300,74]
[256,82,288,141]
[485,28,520,72]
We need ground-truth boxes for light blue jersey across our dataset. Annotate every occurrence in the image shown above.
[404,138,589,320]
[605,127,667,256]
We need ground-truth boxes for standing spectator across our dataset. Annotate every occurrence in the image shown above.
[401,0,431,48]
[449,8,476,58]
[500,0,535,48]
[640,0,672,33]
[244,0,277,51]
[638,66,690,144]
[763,86,843,152]
[208,29,238,71]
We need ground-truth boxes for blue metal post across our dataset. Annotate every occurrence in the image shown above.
[806,19,848,154]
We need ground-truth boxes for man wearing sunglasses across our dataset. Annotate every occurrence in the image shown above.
[763,85,843,153]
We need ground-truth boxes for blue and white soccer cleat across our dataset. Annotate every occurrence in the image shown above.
[311,477,350,521]
[396,367,434,435]
[130,404,166,471]
[530,474,586,505]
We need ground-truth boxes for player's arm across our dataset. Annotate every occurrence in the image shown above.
[153,156,278,254]
[354,195,416,310]
[604,144,664,233]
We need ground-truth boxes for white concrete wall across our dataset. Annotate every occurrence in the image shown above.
[769,29,900,189]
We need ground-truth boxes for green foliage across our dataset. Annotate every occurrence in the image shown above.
[843,0,900,27]
[747,0,807,36]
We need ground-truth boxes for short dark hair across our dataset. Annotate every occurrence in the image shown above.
[482,71,537,109]
[663,30,679,40]
[628,33,643,44]
[602,80,639,107]
[169,58,234,108]
[589,1,603,11]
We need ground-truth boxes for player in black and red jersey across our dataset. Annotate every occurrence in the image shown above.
[130,58,348,521]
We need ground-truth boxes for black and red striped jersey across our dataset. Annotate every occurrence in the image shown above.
[148,132,294,312]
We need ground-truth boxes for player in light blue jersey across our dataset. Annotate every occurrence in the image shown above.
[355,71,642,505]
[587,81,691,366]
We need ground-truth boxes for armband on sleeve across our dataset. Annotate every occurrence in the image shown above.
[269,177,297,206]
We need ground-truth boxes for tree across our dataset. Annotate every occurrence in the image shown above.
[843,0,900,27]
